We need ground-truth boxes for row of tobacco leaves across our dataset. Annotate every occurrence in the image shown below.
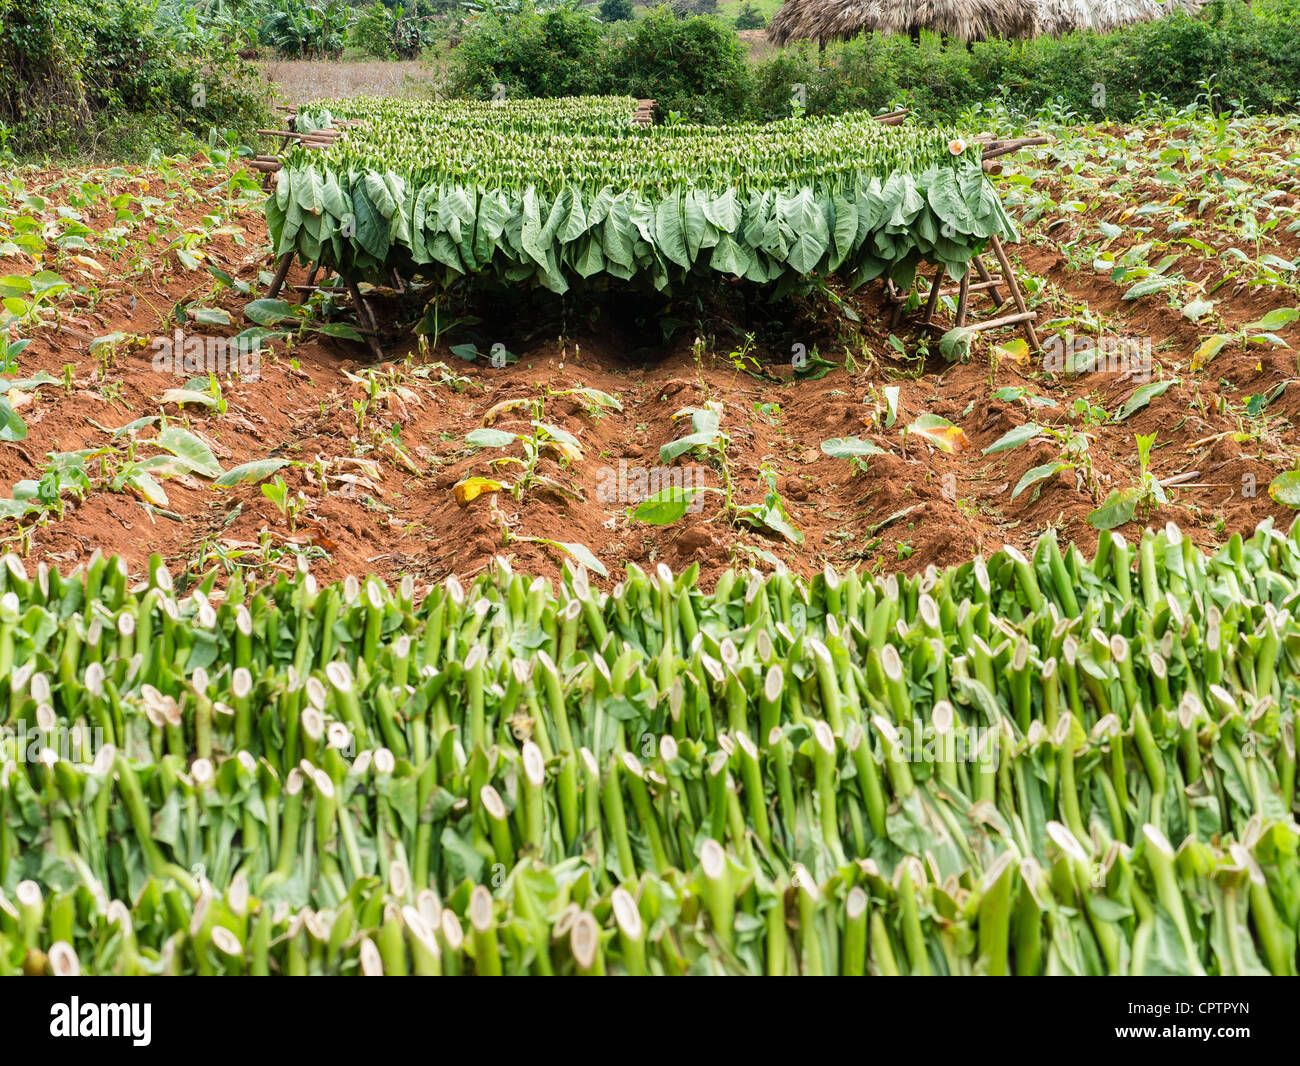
[1,519,1298,974]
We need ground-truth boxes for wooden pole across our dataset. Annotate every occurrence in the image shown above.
[922,270,943,324]
[267,253,294,300]
[973,257,1004,308]
[343,275,384,361]
[988,234,1041,352]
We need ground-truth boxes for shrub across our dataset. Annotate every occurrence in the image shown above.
[448,5,609,98]
[734,3,766,30]
[599,0,634,22]
[606,8,752,123]
[750,2,1300,125]
[351,2,396,57]
[0,0,270,158]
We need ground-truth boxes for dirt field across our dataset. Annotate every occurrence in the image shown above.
[2,112,1298,589]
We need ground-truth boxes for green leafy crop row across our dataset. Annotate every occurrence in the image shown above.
[3,515,1300,973]
[266,98,1015,294]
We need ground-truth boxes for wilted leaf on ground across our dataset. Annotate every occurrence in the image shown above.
[454,476,504,507]
[906,413,969,453]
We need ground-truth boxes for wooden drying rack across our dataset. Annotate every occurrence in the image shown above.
[253,107,1048,362]
[253,102,664,360]
[882,132,1052,353]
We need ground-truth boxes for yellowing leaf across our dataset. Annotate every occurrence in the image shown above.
[1191,334,1231,372]
[1270,471,1300,508]
[906,413,970,454]
[540,439,582,462]
[482,398,533,424]
[454,476,505,507]
[71,255,104,272]
[994,339,1030,365]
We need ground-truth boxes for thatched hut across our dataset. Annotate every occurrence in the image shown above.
[767,0,1041,48]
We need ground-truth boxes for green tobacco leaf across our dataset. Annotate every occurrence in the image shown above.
[1011,461,1068,500]
[535,539,608,578]
[1245,307,1298,332]
[565,387,622,411]
[244,299,297,326]
[534,421,581,448]
[1123,277,1172,300]
[1268,471,1300,508]
[660,431,718,464]
[982,423,1043,455]
[0,371,58,392]
[939,326,975,363]
[466,428,517,449]
[89,332,130,352]
[191,308,232,326]
[0,397,27,441]
[213,459,291,487]
[152,426,223,479]
[736,492,804,545]
[0,498,36,520]
[1116,378,1176,421]
[821,436,887,459]
[1088,490,1138,530]
[632,486,701,525]
[309,321,365,341]
[159,389,219,409]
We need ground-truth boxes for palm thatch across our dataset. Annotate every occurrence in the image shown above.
[1033,0,1099,35]
[768,0,1204,46]
[768,0,1041,47]
[1087,0,1204,33]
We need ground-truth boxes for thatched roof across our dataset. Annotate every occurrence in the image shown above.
[1086,0,1204,33]
[1034,0,1206,35]
[768,0,1040,47]
[1033,0,1097,35]
[768,0,1203,45]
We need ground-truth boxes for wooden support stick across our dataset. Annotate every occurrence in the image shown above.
[974,257,1004,308]
[960,310,1037,333]
[298,261,320,304]
[885,281,905,328]
[936,278,1003,299]
[343,275,384,360]
[980,136,1052,162]
[267,252,294,300]
[922,270,943,324]
[955,271,971,326]
[988,234,1041,352]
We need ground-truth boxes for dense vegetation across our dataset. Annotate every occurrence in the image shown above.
[0,0,269,158]
[5,0,1299,160]
[449,0,1300,124]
